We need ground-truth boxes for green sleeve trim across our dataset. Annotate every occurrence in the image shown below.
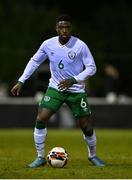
[18,81,24,86]
[70,77,78,84]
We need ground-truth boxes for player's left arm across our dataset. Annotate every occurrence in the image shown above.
[73,43,96,83]
[58,43,96,91]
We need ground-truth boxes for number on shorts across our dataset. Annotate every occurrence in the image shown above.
[80,98,87,108]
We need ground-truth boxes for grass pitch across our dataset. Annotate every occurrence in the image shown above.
[0,128,132,179]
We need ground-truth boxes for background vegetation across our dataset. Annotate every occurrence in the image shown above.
[0,0,132,96]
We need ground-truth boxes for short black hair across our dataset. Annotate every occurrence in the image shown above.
[56,14,72,23]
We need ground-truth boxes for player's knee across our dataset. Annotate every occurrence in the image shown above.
[36,114,48,122]
[37,108,53,122]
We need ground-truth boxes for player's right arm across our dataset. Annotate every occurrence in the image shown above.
[11,81,23,96]
[11,42,48,96]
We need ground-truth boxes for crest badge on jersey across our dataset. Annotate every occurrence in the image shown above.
[68,51,76,59]
[44,96,50,102]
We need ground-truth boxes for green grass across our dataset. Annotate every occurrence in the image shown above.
[0,128,132,179]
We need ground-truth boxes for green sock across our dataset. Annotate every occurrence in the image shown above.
[35,121,47,129]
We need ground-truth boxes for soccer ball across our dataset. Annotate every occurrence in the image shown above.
[47,147,68,168]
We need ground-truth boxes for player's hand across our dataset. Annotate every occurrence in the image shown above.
[58,78,77,91]
[11,82,23,96]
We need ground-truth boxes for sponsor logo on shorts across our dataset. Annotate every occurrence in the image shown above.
[83,107,88,112]
[44,96,50,102]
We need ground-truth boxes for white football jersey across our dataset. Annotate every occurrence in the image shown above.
[19,36,96,93]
